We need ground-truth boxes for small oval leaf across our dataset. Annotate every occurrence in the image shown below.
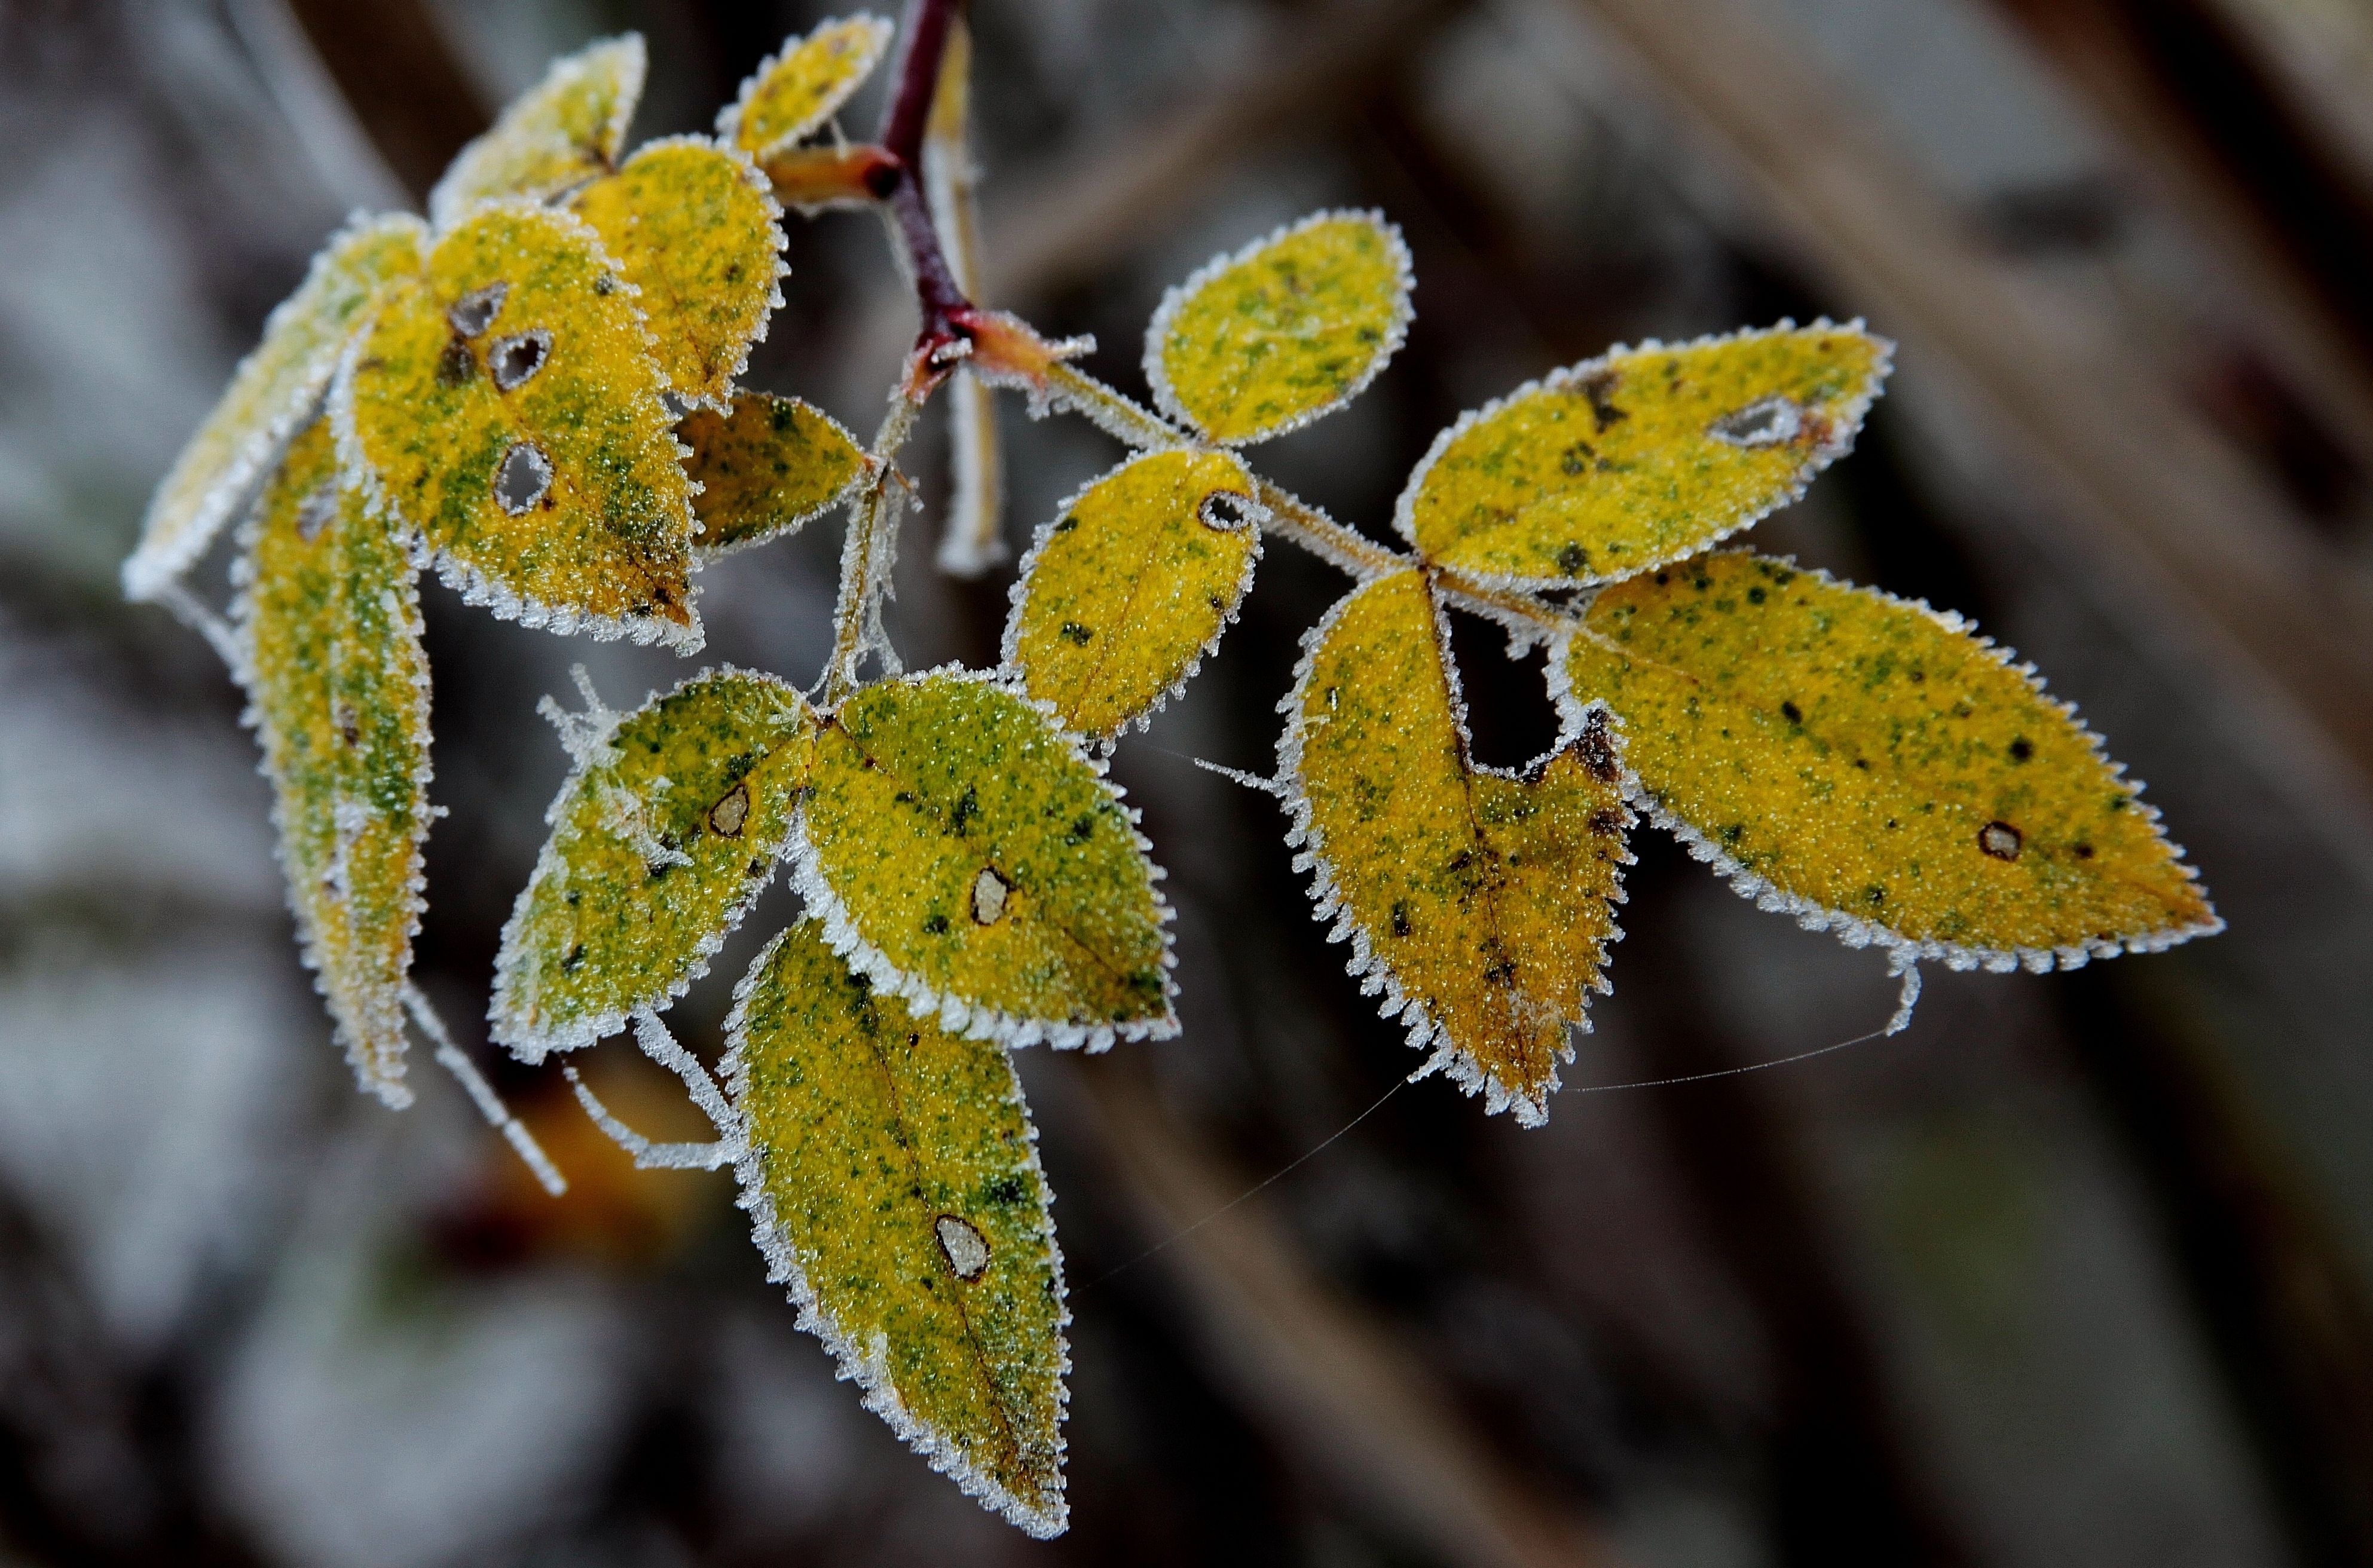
[1145,210,1412,445]
[1004,448,1261,740]
[1399,322,1891,586]
[237,420,432,1107]
[126,213,426,601]
[680,391,863,558]
[1285,570,1629,1125]
[428,35,647,229]
[720,14,896,161]
[1557,551,2219,967]
[793,670,1175,1048]
[726,919,1067,1538]
[493,669,816,1061]
[337,202,701,647]
[570,136,786,407]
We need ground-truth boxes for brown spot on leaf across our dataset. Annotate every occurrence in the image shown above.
[707,782,750,838]
[1978,820,2023,860]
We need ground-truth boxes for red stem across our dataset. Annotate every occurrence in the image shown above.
[877,0,973,353]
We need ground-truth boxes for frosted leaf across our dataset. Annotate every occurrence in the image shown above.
[718,16,897,162]
[1283,570,1629,1126]
[790,669,1175,1050]
[570,136,787,408]
[492,668,816,1062]
[1144,210,1412,445]
[335,201,702,648]
[1555,551,2221,970]
[1002,448,1261,740]
[233,420,431,1107]
[724,920,1068,1536]
[1398,321,1891,587]
[125,213,426,602]
[678,392,863,559]
[428,35,647,229]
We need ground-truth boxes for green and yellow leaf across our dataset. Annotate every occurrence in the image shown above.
[726,919,1066,1538]
[493,668,816,1061]
[1146,210,1412,445]
[1557,552,2219,967]
[570,136,785,407]
[720,15,897,161]
[1399,322,1891,587]
[1004,448,1259,740]
[1285,570,1628,1125]
[126,213,426,601]
[680,391,863,558]
[428,35,646,229]
[337,201,702,647]
[236,419,432,1107]
[794,671,1174,1048]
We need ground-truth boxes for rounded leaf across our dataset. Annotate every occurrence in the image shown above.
[1003,448,1260,740]
[127,213,426,601]
[1556,551,2220,969]
[493,669,816,1061]
[726,920,1067,1538]
[793,670,1175,1049]
[1284,570,1628,1124]
[680,391,863,559]
[720,15,897,161]
[1145,210,1412,445]
[336,202,701,647]
[236,420,432,1107]
[429,34,646,229]
[1399,321,1891,587]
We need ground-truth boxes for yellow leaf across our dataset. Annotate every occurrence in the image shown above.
[336,201,702,647]
[428,35,646,229]
[726,920,1067,1538]
[793,671,1175,1048]
[1146,210,1412,445]
[570,136,786,407]
[720,15,897,161]
[1557,552,2220,967]
[126,213,425,601]
[236,420,431,1107]
[679,391,863,558]
[1400,321,1891,587]
[493,668,816,1061]
[1285,571,1628,1124]
[1004,448,1259,740]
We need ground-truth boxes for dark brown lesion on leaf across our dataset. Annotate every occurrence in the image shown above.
[707,781,751,838]
[435,336,477,387]
[1576,710,1620,782]
[1978,820,2024,860]
[1579,369,1628,431]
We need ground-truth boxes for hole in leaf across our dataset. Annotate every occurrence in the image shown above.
[1708,395,1804,448]
[1199,491,1255,532]
[490,329,553,392]
[295,481,340,543]
[1978,820,2023,861]
[707,782,751,838]
[494,442,554,514]
[935,1214,990,1281]
[970,866,1010,926]
[447,283,508,338]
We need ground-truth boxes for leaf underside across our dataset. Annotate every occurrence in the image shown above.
[1149,211,1411,445]
[1562,551,2218,963]
[680,391,863,558]
[1006,448,1259,739]
[1402,323,1889,586]
[339,201,701,645]
[493,669,815,1060]
[1289,570,1628,1124]
[429,34,647,229]
[571,137,784,407]
[238,420,431,1106]
[727,920,1067,1538]
[723,15,896,161]
[797,672,1173,1048]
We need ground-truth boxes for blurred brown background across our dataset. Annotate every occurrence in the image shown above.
[2,0,2371,1563]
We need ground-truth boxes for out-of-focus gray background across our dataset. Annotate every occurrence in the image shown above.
[3,0,2371,1563]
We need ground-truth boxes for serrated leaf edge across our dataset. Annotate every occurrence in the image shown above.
[689,396,867,564]
[714,14,897,161]
[429,33,649,232]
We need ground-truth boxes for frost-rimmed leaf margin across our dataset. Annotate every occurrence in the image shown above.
[225,446,433,1110]
[1391,318,1894,592]
[686,395,866,564]
[718,920,1072,1539]
[1545,556,2224,978]
[1276,574,1634,1126]
[1140,208,1415,448]
[994,448,1270,743]
[715,13,897,160]
[124,211,429,602]
[782,664,1181,1052]
[427,34,649,231]
[326,200,706,653]
[490,662,812,1064]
